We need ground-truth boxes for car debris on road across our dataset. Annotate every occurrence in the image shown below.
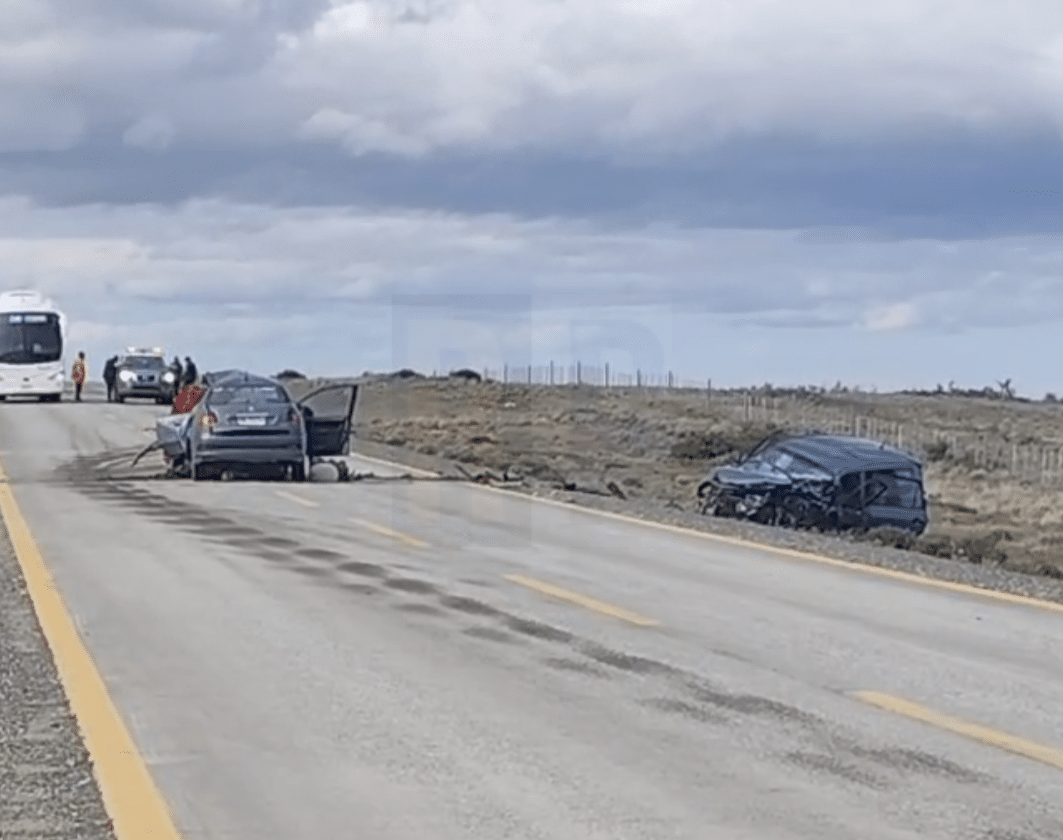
[696,431,928,534]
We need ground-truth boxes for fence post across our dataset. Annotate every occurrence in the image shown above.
[549,361,554,386]
[503,363,508,384]
[576,361,581,385]
[605,363,610,388]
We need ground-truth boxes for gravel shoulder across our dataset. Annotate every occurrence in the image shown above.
[0,524,116,840]
[351,376,1063,609]
[353,437,1063,607]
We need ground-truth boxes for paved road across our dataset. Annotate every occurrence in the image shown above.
[2,395,1063,840]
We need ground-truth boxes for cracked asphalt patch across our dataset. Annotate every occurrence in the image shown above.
[0,526,116,840]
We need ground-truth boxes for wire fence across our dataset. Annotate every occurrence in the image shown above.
[477,364,1063,484]
[481,363,708,389]
[728,393,1063,484]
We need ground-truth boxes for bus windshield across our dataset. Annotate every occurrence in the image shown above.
[0,313,63,364]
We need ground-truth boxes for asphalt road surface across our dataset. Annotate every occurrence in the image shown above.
[2,393,1063,840]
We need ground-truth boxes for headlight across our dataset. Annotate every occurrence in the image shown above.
[50,371,63,380]
[118,370,135,382]
[162,371,175,382]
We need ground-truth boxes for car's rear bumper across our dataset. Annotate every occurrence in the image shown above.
[194,436,303,465]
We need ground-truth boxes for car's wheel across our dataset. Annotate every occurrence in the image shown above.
[115,394,125,403]
[697,485,722,515]
[290,461,306,482]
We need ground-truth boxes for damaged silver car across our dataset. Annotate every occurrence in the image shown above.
[696,432,927,534]
[154,370,359,481]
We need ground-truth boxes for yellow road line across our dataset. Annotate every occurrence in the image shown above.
[0,460,184,839]
[505,574,659,627]
[350,517,427,548]
[854,690,1063,772]
[275,489,318,508]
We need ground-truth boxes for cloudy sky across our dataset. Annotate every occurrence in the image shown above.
[4,0,1063,393]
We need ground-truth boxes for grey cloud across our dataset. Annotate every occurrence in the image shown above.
[6,0,1063,162]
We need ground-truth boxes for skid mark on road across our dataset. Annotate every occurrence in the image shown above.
[854,690,1063,772]
[505,574,659,627]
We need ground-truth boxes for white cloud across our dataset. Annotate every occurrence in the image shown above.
[863,301,921,331]
[1,194,1062,336]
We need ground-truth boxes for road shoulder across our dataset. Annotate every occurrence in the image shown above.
[0,523,116,840]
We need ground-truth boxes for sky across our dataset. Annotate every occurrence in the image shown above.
[4,0,1063,395]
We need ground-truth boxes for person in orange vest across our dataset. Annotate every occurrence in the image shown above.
[171,382,206,414]
[71,351,87,402]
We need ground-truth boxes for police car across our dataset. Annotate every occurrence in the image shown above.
[114,347,178,404]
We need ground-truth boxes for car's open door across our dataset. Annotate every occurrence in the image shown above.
[296,383,359,457]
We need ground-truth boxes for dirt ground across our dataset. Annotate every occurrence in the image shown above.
[353,375,1063,583]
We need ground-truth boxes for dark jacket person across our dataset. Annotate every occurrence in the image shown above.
[103,356,118,402]
[182,357,198,389]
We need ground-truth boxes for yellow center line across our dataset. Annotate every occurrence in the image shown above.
[0,460,185,839]
[853,690,1063,772]
[505,573,659,627]
[275,489,318,508]
[350,517,428,548]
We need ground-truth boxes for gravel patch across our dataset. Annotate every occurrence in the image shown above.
[0,526,116,840]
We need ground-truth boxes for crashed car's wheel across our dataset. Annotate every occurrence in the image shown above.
[289,461,306,482]
[778,497,810,529]
[697,484,723,515]
[750,503,780,526]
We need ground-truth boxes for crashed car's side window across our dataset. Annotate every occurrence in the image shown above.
[865,470,923,509]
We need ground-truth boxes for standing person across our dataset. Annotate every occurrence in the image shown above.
[168,356,183,402]
[71,351,87,402]
[103,355,118,402]
[182,356,198,390]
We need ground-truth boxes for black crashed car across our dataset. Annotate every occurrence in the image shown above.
[696,432,928,534]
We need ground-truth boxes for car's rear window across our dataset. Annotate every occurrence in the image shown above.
[210,385,289,405]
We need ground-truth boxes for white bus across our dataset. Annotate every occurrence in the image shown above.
[0,290,67,402]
